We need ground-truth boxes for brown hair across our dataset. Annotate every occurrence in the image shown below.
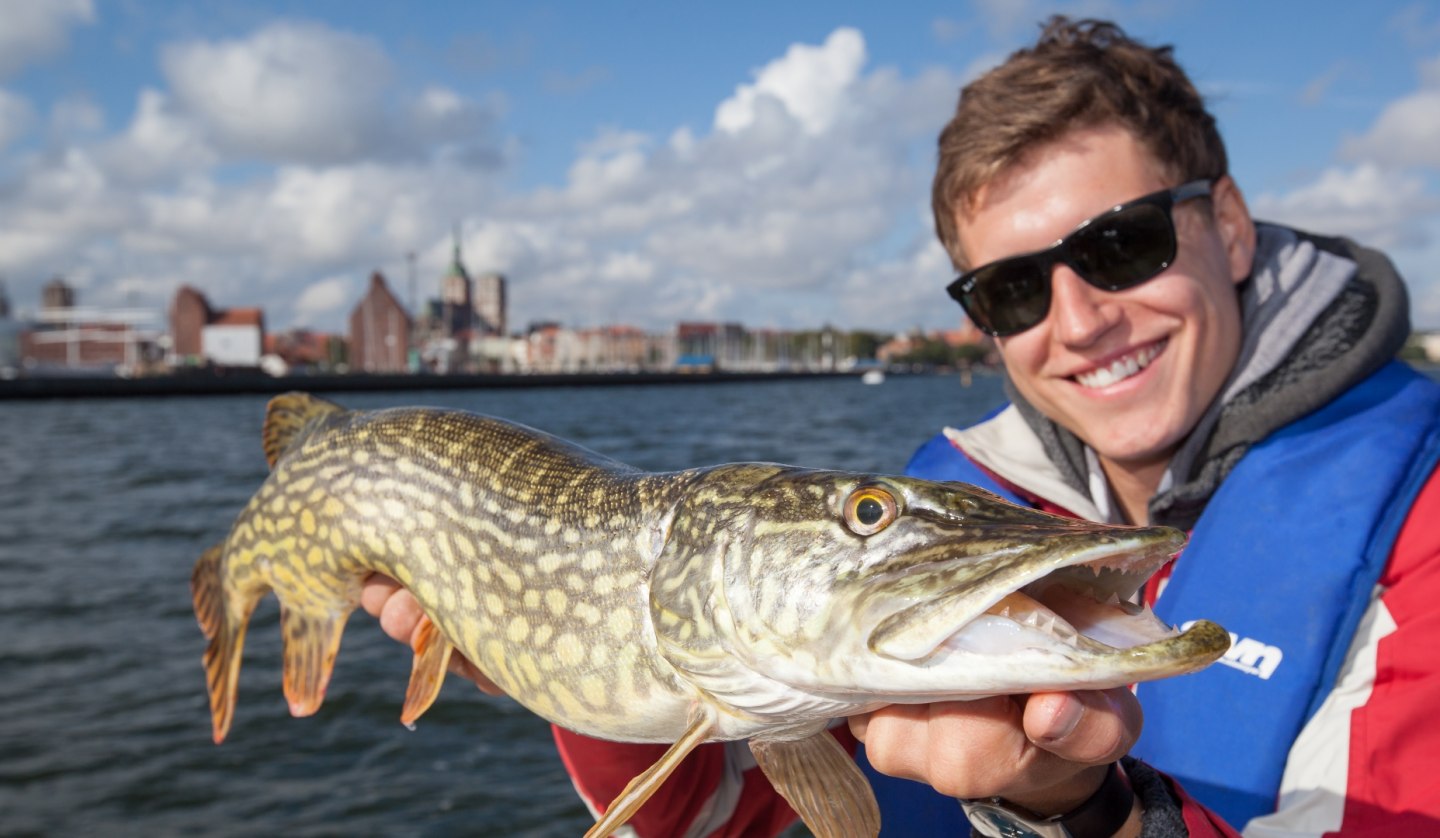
[932,17,1228,269]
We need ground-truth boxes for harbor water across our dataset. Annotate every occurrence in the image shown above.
[0,372,1007,837]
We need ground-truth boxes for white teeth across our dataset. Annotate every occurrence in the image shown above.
[1075,341,1164,389]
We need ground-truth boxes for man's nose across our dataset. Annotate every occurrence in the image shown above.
[1048,266,1118,345]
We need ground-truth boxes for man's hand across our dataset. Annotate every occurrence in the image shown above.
[359,573,507,696]
[850,688,1141,817]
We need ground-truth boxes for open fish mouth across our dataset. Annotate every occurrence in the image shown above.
[868,528,1228,677]
[953,561,1181,657]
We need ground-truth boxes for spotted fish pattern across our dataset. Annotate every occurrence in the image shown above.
[193,392,1229,838]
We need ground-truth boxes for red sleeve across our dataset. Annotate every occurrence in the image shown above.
[554,725,859,837]
[1333,462,1440,834]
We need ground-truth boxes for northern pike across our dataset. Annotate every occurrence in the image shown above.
[192,392,1229,837]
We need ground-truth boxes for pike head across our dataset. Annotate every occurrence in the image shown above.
[650,465,1227,735]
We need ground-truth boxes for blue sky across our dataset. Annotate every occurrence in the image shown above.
[2,0,1438,334]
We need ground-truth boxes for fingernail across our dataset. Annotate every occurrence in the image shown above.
[1036,696,1083,743]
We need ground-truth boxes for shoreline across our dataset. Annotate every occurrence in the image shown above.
[0,368,872,400]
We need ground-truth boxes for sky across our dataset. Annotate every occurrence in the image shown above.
[1,0,1438,335]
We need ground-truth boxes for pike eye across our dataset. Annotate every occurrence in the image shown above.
[844,487,898,536]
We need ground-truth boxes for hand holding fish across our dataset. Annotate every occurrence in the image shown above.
[360,573,505,696]
[851,690,1143,831]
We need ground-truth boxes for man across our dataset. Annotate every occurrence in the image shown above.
[364,17,1440,836]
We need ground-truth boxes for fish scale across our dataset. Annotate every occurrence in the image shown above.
[194,392,1229,838]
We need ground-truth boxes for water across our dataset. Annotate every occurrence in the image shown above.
[0,372,1006,837]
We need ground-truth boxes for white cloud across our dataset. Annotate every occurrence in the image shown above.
[295,276,354,318]
[0,24,968,335]
[160,21,499,166]
[1250,164,1436,250]
[1341,55,1440,168]
[715,28,866,135]
[0,0,93,81]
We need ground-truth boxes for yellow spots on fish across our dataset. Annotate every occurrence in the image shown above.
[564,573,587,593]
[274,516,295,533]
[322,497,345,519]
[555,633,585,667]
[300,509,317,536]
[268,495,286,515]
[496,565,523,593]
[306,546,325,567]
[364,531,387,557]
[453,537,476,561]
[384,531,405,558]
[329,527,346,551]
[523,589,541,610]
[353,449,370,466]
[416,509,437,531]
[382,498,407,522]
[484,592,505,617]
[593,574,615,597]
[532,622,553,647]
[537,553,564,575]
[574,602,602,626]
[516,653,543,688]
[579,677,608,707]
[545,589,568,615]
[543,518,562,537]
[506,615,530,643]
[395,563,413,587]
[581,550,605,572]
[607,608,634,639]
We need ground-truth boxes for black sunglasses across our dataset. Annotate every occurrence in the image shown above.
[946,179,1215,337]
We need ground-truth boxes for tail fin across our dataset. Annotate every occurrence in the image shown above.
[263,392,345,469]
[192,543,267,744]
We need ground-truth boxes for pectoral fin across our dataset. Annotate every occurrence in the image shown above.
[584,709,717,838]
[749,730,880,838]
[400,614,453,726]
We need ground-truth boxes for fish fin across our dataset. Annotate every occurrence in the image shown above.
[192,543,265,744]
[400,614,453,726]
[584,710,717,838]
[279,604,351,718]
[749,731,880,838]
[191,543,226,641]
[263,392,345,469]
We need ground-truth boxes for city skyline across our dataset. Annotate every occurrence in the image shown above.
[1,2,1437,334]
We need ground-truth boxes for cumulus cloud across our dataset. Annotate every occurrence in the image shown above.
[0,0,94,80]
[715,28,867,135]
[1250,164,1437,250]
[0,23,971,333]
[160,22,500,165]
[295,276,355,320]
[0,89,35,151]
[1341,55,1440,167]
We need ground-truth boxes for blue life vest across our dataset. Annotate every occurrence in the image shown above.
[861,361,1440,833]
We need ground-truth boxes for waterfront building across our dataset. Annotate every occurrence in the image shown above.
[473,271,507,337]
[168,285,265,368]
[349,271,411,373]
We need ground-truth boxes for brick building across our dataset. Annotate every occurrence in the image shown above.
[349,271,410,373]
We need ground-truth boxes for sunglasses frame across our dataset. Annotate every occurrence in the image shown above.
[947,178,1216,337]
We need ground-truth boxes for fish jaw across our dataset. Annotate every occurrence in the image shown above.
[670,471,1228,713]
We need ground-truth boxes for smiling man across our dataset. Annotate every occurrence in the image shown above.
[361,16,1440,838]
[858,16,1440,837]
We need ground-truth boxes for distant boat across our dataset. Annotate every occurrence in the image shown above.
[861,369,885,385]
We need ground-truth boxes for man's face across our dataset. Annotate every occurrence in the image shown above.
[955,125,1254,479]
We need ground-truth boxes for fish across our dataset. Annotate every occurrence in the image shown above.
[192,392,1230,838]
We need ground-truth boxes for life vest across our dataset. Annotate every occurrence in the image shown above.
[866,361,1440,832]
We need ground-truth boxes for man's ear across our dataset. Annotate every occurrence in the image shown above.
[1211,174,1256,285]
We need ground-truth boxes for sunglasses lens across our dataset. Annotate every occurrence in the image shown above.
[963,259,1051,337]
[1068,204,1176,290]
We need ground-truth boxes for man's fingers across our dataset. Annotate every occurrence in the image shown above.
[358,573,508,697]
[1023,688,1141,765]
